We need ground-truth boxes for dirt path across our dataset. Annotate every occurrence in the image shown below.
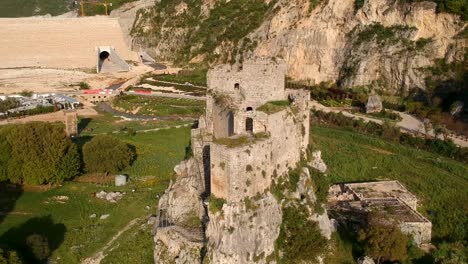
[310,100,468,148]
[81,217,144,264]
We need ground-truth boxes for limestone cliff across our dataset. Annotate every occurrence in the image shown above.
[130,0,466,94]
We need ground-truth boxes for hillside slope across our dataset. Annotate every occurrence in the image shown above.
[131,0,466,95]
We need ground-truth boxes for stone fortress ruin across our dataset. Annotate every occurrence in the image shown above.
[328,180,432,245]
[153,58,313,263]
[191,58,310,202]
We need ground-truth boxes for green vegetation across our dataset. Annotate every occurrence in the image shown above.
[313,110,468,163]
[271,204,327,263]
[358,214,409,264]
[311,125,468,243]
[2,106,56,120]
[0,0,70,17]
[151,67,208,87]
[0,123,81,185]
[361,109,402,121]
[0,98,19,113]
[78,82,90,90]
[112,94,205,117]
[208,196,226,214]
[256,100,291,114]
[82,135,136,174]
[402,0,468,20]
[180,210,201,228]
[0,124,190,263]
[134,0,275,64]
[213,132,270,148]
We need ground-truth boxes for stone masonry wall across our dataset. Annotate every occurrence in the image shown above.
[207,59,287,109]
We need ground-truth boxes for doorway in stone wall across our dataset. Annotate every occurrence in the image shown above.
[228,111,234,136]
[246,118,253,133]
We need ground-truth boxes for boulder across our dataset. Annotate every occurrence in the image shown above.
[358,256,376,264]
[366,95,383,113]
[309,150,327,173]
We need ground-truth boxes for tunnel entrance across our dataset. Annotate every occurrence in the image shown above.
[99,51,110,60]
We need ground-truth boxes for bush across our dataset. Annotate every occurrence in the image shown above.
[0,123,81,184]
[274,204,327,263]
[78,82,90,90]
[0,248,22,264]
[208,196,226,214]
[358,214,409,264]
[82,135,135,174]
[26,234,49,261]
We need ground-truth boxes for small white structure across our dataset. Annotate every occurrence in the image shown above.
[115,174,127,186]
[366,94,383,113]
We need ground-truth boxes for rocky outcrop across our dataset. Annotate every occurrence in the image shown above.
[153,158,206,263]
[309,150,327,173]
[366,94,383,113]
[205,193,282,264]
[130,0,465,94]
[252,0,465,94]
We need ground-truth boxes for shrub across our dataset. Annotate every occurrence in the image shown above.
[1,123,81,184]
[358,214,409,264]
[82,135,135,174]
[78,82,90,90]
[274,204,327,263]
[26,234,50,261]
[208,196,226,214]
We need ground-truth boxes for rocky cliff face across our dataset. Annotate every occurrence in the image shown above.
[130,0,466,94]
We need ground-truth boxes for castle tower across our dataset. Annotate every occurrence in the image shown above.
[191,58,310,202]
[64,110,78,137]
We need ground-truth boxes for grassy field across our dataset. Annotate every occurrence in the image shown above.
[0,125,190,263]
[78,107,190,136]
[0,0,136,17]
[311,125,468,243]
[112,95,205,118]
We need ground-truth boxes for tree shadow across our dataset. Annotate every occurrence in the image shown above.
[0,183,23,224]
[0,215,66,263]
[77,118,92,134]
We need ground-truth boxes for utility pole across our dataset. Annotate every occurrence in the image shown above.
[76,0,112,17]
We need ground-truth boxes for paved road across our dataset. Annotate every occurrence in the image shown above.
[310,100,468,148]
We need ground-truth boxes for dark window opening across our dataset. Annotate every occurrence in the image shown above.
[246,107,253,111]
[234,83,240,89]
[228,111,234,136]
[202,145,211,198]
[246,118,253,132]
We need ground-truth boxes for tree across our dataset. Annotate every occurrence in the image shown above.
[0,98,19,113]
[82,135,135,174]
[4,123,81,184]
[433,241,467,264]
[358,214,409,264]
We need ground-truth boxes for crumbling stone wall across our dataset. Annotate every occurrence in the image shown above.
[207,58,287,109]
[399,219,432,245]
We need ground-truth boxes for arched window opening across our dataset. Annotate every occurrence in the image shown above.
[246,118,253,133]
[246,107,253,111]
[234,83,240,89]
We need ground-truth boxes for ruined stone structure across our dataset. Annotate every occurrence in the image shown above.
[328,181,432,245]
[153,58,313,263]
[64,110,78,137]
[192,58,310,202]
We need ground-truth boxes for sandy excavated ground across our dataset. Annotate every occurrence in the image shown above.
[0,64,155,94]
[0,16,138,69]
